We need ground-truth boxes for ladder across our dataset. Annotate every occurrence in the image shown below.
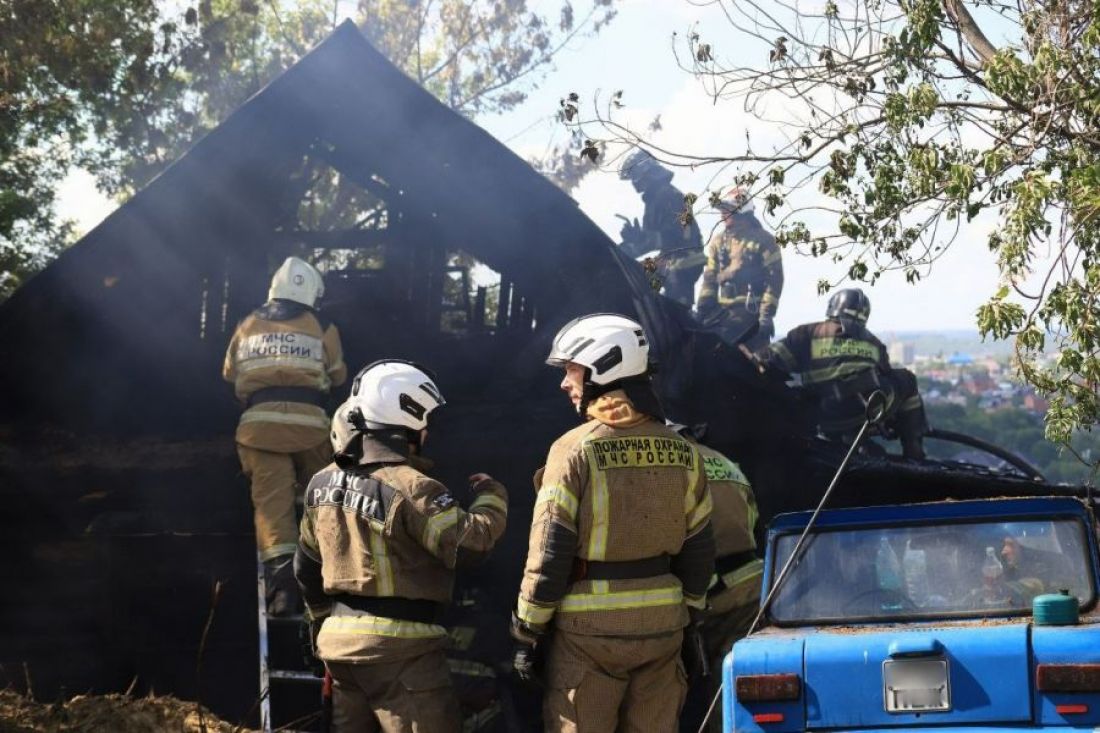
[257,552,329,733]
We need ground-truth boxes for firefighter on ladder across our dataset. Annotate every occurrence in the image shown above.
[295,360,508,732]
[510,314,716,732]
[223,256,346,616]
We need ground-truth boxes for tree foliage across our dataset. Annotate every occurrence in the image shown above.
[92,0,617,196]
[1,0,617,297]
[1,0,162,298]
[573,0,1100,444]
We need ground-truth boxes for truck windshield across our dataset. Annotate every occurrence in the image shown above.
[769,517,1096,624]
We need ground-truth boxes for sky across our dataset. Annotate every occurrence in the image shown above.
[56,0,1015,336]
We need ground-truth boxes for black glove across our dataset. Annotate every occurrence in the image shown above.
[299,613,326,678]
[510,612,546,687]
[682,609,710,680]
[511,640,544,687]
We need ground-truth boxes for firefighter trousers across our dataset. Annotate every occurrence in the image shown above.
[236,441,331,561]
[327,649,461,733]
[544,628,686,733]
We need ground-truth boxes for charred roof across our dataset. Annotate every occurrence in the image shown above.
[0,21,647,436]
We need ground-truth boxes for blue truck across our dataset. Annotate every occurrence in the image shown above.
[724,496,1100,732]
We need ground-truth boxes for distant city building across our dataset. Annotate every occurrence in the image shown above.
[889,341,915,366]
[947,352,974,365]
[962,371,996,395]
[1024,392,1049,414]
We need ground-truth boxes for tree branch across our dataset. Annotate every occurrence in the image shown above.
[942,0,999,65]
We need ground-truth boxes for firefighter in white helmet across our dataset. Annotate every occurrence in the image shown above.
[223,256,347,615]
[511,313,715,732]
[295,360,508,732]
[697,187,784,349]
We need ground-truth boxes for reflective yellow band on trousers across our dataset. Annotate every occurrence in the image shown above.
[323,613,446,639]
[536,484,578,521]
[559,585,683,613]
[470,493,509,514]
[516,597,556,625]
[239,410,330,430]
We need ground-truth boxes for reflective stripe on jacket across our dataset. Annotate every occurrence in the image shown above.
[517,391,714,637]
[763,319,889,387]
[698,222,783,317]
[223,302,346,451]
[296,437,507,661]
[695,442,763,615]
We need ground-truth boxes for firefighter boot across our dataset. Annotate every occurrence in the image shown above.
[264,556,300,617]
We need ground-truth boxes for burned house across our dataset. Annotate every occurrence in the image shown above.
[0,19,673,727]
[0,19,1063,732]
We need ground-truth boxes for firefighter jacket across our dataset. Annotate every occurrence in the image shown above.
[516,390,715,638]
[222,300,347,453]
[642,183,704,269]
[698,218,783,319]
[295,434,508,662]
[763,318,890,389]
[695,442,763,616]
[762,318,925,430]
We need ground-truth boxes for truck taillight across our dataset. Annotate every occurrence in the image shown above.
[1037,664,1100,692]
[735,673,802,702]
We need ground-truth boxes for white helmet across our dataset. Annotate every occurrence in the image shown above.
[269,256,325,307]
[330,399,364,459]
[347,360,445,432]
[546,313,650,385]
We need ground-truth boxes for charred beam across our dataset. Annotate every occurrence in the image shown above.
[273,229,390,249]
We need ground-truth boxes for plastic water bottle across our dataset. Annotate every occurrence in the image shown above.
[876,537,903,591]
[982,546,1005,604]
[903,541,929,607]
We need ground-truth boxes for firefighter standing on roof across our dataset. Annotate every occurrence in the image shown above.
[294,360,508,732]
[223,256,346,616]
[759,288,928,459]
[511,314,715,733]
[618,150,705,308]
[675,427,763,731]
[697,187,784,350]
